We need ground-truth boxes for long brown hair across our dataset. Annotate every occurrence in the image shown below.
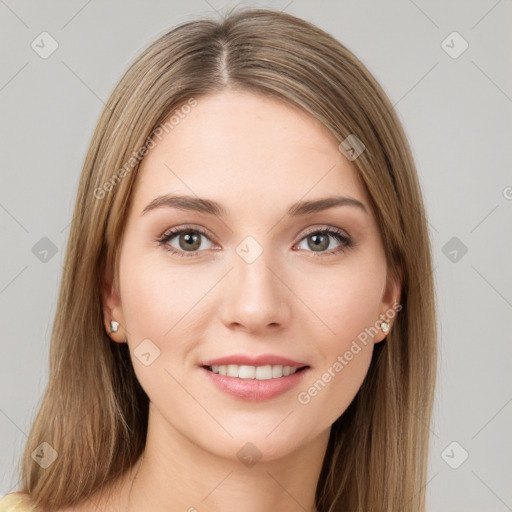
[17,7,436,511]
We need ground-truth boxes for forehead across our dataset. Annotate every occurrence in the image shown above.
[132,89,369,216]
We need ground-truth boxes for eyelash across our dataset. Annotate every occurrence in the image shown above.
[156,225,353,259]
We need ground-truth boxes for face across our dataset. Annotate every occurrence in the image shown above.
[103,89,400,462]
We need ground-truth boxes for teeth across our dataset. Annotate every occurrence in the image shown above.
[272,365,283,378]
[227,364,238,377]
[208,364,299,379]
[255,365,272,380]
[239,365,255,379]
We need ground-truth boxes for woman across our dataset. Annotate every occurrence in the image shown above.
[1,6,436,512]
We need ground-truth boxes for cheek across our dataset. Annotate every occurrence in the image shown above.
[297,296,376,428]
[118,256,200,400]
[120,270,171,338]
[301,257,385,345]
[119,248,206,339]
[118,249,217,384]
[293,259,384,422]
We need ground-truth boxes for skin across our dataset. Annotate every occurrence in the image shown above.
[85,89,400,512]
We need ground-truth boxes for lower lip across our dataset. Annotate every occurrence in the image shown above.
[200,366,309,401]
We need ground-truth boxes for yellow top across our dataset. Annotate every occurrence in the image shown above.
[0,493,37,512]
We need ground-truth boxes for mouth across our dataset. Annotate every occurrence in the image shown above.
[200,363,311,401]
[202,364,310,380]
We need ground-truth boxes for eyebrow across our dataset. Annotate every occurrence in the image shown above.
[141,193,368,217]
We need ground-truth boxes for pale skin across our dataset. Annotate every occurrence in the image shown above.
[63,89,400,512]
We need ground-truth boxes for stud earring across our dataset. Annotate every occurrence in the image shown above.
[380,320,390,335]
[110,320,119,334]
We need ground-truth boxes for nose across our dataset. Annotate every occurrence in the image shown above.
[218,247,291,334]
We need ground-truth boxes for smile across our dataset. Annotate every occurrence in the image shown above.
[205,364,305,379]
[200,365,310,401]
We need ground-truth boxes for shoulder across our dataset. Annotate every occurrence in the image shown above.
[0,492,37,511]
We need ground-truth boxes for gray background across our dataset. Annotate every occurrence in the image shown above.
[1,1,511,510]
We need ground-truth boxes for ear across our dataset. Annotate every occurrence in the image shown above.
[102,263,127,344]
[374,265,402,344]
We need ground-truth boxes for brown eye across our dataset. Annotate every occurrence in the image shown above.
[296,228,353,256]
[176,231,202,251]
[158,227,215,257]
[307,233,330,251]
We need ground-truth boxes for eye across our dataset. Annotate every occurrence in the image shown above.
[157,225,353,258]
[157,226,217,258]
[295,227,353,257]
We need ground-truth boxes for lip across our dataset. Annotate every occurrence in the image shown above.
[200,365,310,401]
[200,353,307,368]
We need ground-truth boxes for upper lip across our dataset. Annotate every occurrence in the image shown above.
[201,354,308,368]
